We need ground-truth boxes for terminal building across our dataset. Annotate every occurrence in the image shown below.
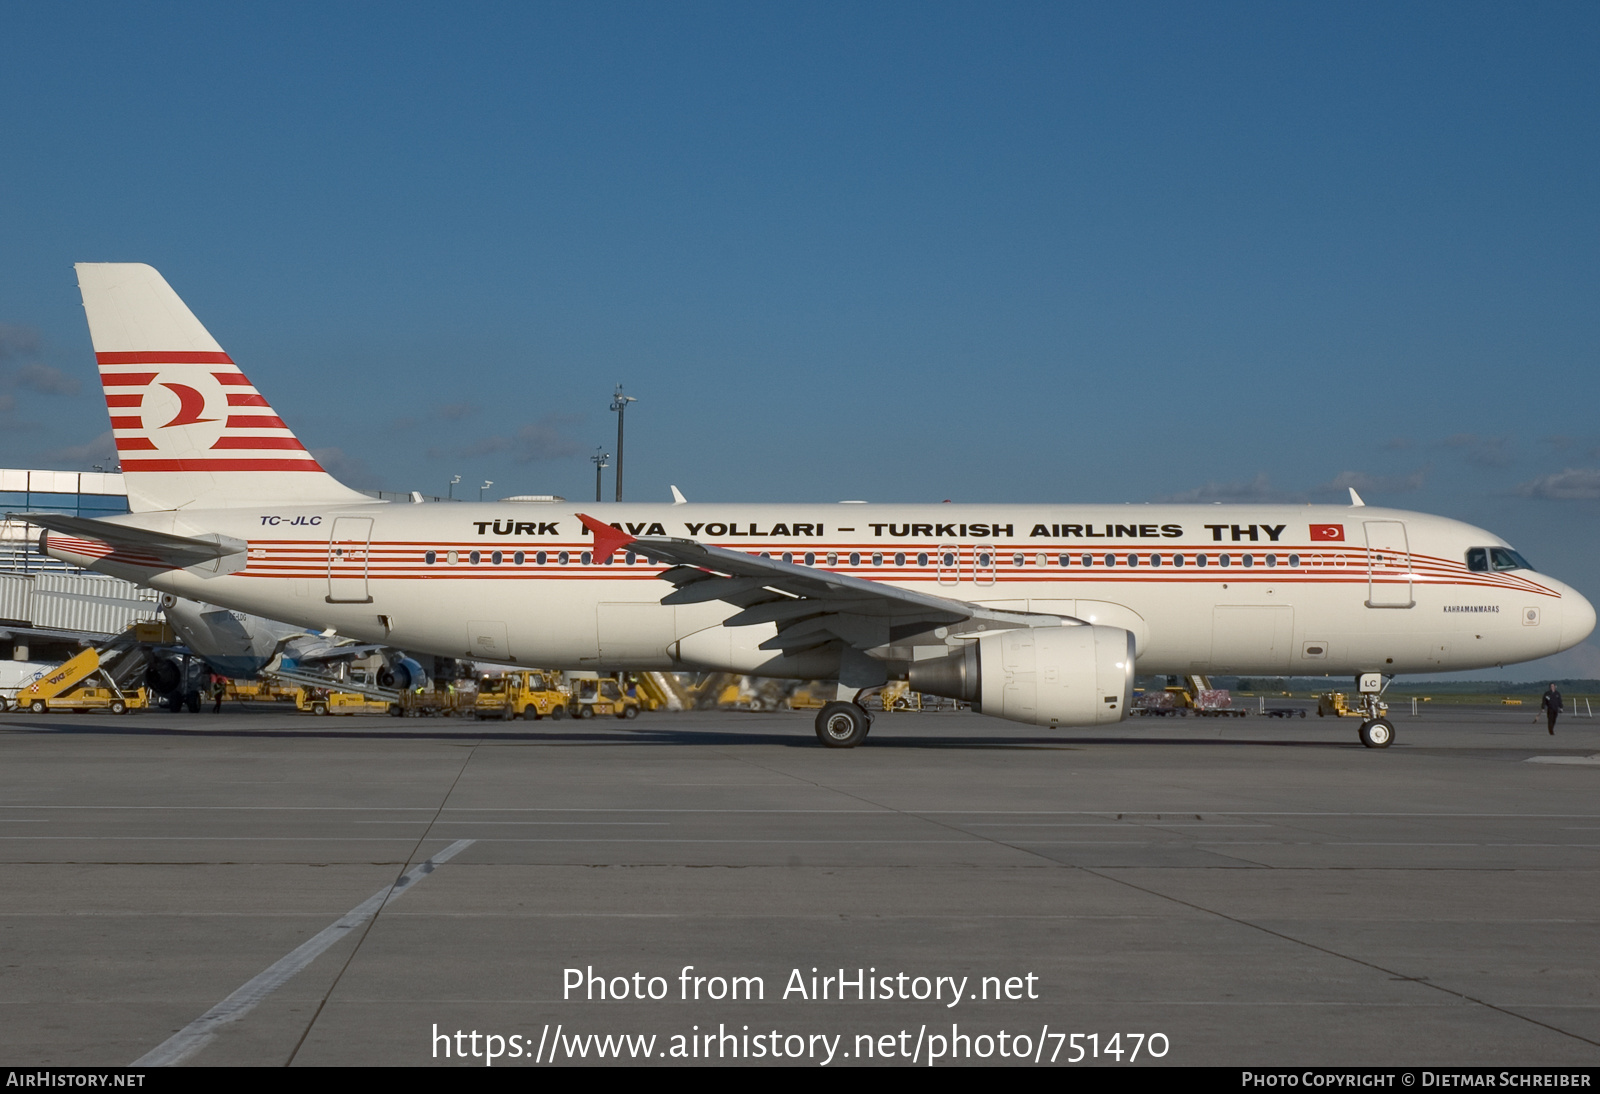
[0,469,159,665]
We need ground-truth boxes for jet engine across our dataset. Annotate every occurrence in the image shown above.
[377,656,428,692]
[907,625,1134,727]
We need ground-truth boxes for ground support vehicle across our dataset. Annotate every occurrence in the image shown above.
[396,689,465,717]
[296,688,396,716]
[221,680,300,703]
[474,671,569,721]
[12,633,152,715]
[566,675,642,719]
[1317,692,1388,719]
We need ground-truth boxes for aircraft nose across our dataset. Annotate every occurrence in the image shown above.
[1562,587,1597,650]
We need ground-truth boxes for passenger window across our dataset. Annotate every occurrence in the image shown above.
[425,551,436,565]
[515,551,526,565]
[1058,554,1070,567]
[1081,554,1092,567]
[895,552,905,566]
[917,552,928,566]
[1173,554,1185,568]
[1013,553,1024,567]
[1103,554,1115,567]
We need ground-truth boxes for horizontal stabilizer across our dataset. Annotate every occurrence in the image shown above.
[10,512,248,575]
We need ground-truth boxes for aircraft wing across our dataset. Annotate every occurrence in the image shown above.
[577,514,1076,670]
[6,513,247,574]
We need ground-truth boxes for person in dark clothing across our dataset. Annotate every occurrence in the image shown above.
[211,676,226,714]
[1541,683,1562,735]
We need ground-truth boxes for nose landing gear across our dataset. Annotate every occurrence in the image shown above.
[1358,718,1395,748]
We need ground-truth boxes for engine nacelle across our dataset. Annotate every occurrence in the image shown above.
[908,625,1134,727]
[377,656,428,692]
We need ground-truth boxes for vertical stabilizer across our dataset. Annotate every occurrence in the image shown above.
[75,263,368,512]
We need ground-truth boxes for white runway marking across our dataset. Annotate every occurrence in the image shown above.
[1526,755,1600,766]
[132,838,475,1067]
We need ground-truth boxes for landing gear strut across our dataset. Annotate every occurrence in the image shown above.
[814,701,871,748]
[1356,674,1395,749]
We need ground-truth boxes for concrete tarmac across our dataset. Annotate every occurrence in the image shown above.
[0,702,1597,1067]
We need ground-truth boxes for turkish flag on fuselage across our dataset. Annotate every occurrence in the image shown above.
[1310,524,1345,541]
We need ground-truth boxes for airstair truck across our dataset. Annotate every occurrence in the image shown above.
[14,646,149,715]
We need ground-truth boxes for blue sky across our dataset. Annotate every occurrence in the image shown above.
[2,2,1597,678]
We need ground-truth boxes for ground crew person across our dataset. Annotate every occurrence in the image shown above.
[1541,683,1562,735]
[211,676,226,714]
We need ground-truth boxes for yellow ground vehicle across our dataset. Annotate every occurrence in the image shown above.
[1317,692,1388,718]
[14,647,148,715]
[474,671,569,720]
[296,688,396,716]
[222,680,300,703]
[568,675,641,719]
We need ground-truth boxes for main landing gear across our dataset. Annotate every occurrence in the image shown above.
[815,701,872,748]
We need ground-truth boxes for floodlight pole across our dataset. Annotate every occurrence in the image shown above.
[448,474,461,500]
[610,384,636,502]
[591,449,610,503]
[479,480,493,502]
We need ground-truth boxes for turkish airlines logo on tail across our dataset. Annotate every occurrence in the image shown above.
[1310,524,1345,541]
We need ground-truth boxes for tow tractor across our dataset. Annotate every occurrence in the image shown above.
[566,674,642,719]
[474,671,570,720]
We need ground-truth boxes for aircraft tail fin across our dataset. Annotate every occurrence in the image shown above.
[75,263,368,512]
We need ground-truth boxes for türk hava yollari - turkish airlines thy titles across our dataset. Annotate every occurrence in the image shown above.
[15,264,1595,748]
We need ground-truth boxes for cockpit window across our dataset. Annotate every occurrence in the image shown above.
[1471,546,1533,572]
[1490,547,1533,572]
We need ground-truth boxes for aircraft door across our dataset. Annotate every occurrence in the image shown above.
[326,517,374,604]
[970,545,996,586]
[1364,520,1414,608]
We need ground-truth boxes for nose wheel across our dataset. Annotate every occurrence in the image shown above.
[1359,718,1394,748]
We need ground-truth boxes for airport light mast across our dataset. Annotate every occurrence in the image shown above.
[591,448,610,503]
[610,384,636,502]
[448,474,460,500]
[479,480,493,502]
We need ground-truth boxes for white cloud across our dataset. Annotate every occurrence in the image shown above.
[1515,468,1600,500]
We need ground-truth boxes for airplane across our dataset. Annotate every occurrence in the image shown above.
[11,263,1595,749]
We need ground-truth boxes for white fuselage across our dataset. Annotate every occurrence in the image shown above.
[57,501,1595,680]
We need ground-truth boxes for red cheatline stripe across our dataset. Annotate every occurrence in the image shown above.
[225,414,288,429]
[210,436,307,450]
[227,393,271,407]
[115,438,158,451]
[105,394,144,407]
[109,415,143,430]
[95,351,234,364]
[99,372,157,387]
[211,373,253,385]
[117,458,326,472]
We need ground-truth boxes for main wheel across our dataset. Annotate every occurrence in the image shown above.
[1359,718,1394,748]
[815,701,870,748]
